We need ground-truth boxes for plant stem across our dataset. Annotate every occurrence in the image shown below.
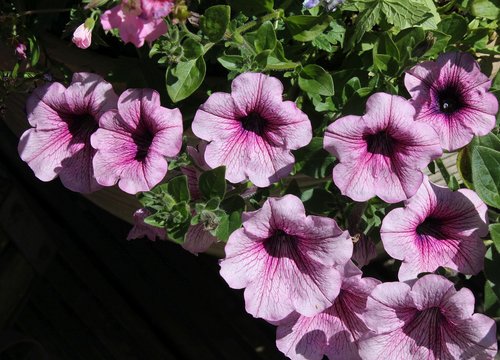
[234,10,283,34]
[18,8,72,16]
[181,23,202,42]
[435,158,451,184]
[266,62,299,71]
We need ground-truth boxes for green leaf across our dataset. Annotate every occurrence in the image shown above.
[254,21,277,52]
[301,188,337,214]
[228,0,274,15]
[484,246,500,302]
[199,166,226,200]
[293,137,335,178]
[200,5,231,42]
[470,0,500,20]
[471,146,500,208]
[298,64,334,96]
[166,57,206,103]
[437,14,468,43]
[490,223,500,252]
[220,195,245,213]
[183,38,204,60]
[285,15,332,42]
[218,55,245,71]
[167,175,190,203]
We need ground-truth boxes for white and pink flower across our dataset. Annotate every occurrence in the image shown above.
[405,52,498,151]
[275,261,379,360]
[91,88,183,194]
[219,194,352,322]
[192,72,312,187]
[19,72,118,193]
[72,22,93,49]
[324,92,442,203]
[381,177,488,281]
[360,274,497,359]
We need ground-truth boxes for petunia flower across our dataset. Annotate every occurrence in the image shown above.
[182,222,217,255]
[15,42,27,60]
[180,142,209,201]
[405,52,498,151]
[352,234,377,268]
[380,177,488,281]
[219,194,352,322]
[140,0,174,19]
[18,72,118,193]
[275,261,380,360]
[127,208,166,241]
[359,274,497,359]
[91,88,183,194]
[323,92,442,203]
[192,72,312,187]
[303,0,345,11]
[72,22,93,49]
[100,0,168,48]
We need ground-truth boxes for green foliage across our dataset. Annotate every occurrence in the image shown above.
[298,65,334,96]
[285,15,332,42]
[199,167,227,200]
[472,146,500,209]
[166,57,206,102]
[200,5,231,42]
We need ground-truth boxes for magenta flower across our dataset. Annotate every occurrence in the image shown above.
[100,0,168,47]
[381,177,488,281]
[359,274,497,359]
[15,42,27,60]
[219,194,352,322]
[405,52,498,151]
[182,223,217,255]
[72,22,92,49]
[275,261,380,360]
[192,72,312,187]
[18,72,118,193]
[91,88,183,194]
[127,208,166,241]
[324,92,442,203]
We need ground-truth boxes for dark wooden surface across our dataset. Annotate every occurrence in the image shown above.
[0,119,285,359]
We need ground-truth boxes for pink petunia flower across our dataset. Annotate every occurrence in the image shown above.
[275,261,380,360]
[219,194,352,322]
[182,222,217,255]
[352,234,377,268]
[140,0,174,18]
[15,42,27,60]
[359,274,497,359]
[323,92,442,203]
[91,88,183,194]
[72,22,93,49]
[192,72,312,187]
[405,52,499,151]
[127,208,166,241]
[381,177,488,281]
[100,0,168,48]
[18,72,118,193]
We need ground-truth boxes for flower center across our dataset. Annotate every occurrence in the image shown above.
[416,217,447,240]
[365,131,396,156]
[437,85,463,114]
[132,125,154,161]
[241,112,266,136]
[405,307,444,337]
[263,229,299,258]
[64,112,98,141]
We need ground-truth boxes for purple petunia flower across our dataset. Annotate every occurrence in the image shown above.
[127,208,166,241]
[381,177,488,281]
[219,194,352,322]
[352,234,377,268]
[359,274,497,359]
[303,0,344,11]
[275,261,380,360]
[323,92,442,203]
[19,72,118,193]
[405,52,498,151]
[192,72,312,187]
[91,88,183,194]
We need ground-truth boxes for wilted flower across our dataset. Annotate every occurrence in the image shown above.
[192,72,312,187]
[405,52,498,151]
[352,234,377,268]
[180,142,209,201]
[19,72,118,193]
[324,92,442,203]
[140,0,174,18]
[72,21,93,49]
[275,261,379,360]
[15,42,27,60]
[127,208,166,241]
[182,222,217,255]
[219,194,352,322]
[381,177,488,281]
[359,274,497,359]
[100,0,169,47]
[91,88,183,194]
